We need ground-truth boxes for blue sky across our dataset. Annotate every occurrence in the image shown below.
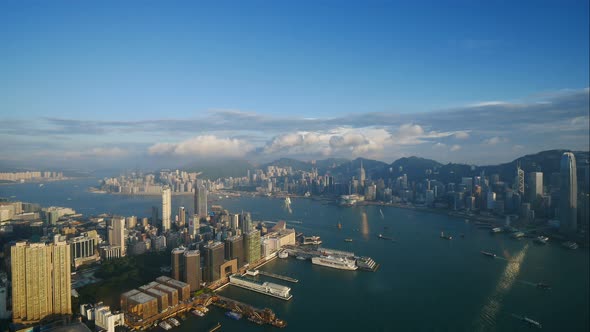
[0,1,588,169]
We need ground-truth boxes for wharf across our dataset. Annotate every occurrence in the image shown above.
[257,270,299,283]
[213,295,287,328]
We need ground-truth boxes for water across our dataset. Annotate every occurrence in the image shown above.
[1,179,589,331]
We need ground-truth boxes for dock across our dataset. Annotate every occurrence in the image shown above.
[213,295,287,328]
[257,270,299,283]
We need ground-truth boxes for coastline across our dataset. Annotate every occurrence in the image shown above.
[0,177,90,186]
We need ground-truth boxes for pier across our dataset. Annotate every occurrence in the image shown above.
[257,270,299,283]
[229,275,293,300]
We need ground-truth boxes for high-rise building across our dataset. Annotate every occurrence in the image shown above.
[527,172,543,203]
[10,240,71,323]
[515,164,525,197]
[243,229,261,264]
[108,216,126,256]
[151,206,159,225]
[188,215,199,237]
[194,183,208,218]
[560,152,577,234]
[177,207,186,227]
[240,212,252,234]
[359,160,366,184]
[203,242,224,282]
[162,186,171,232]
[170,247,201,292]
[69,230,99,268]
[225,235,244,268]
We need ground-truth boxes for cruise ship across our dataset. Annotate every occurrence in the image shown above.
[312,255,357,271]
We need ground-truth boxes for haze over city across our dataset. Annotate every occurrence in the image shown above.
[1,1,589,169]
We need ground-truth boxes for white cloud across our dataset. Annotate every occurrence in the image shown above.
[148,135,253,158]
[454,131,470,139]
[483,136,508,145]
[450,144,462,152]
[433,142,447,149]
[468,101,509,107]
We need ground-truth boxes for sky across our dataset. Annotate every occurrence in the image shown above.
[0,0,589,169]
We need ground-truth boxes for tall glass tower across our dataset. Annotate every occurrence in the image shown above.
[559,152,577,234]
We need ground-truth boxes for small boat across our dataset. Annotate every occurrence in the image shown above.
[159,321,172,330]
[344,238,353,242]
[536,282,551,290]
[562,241,578,250]
[480,251,496,258]
[192,309,205,317]
[490,227,503,234]
[378,234,393,241]
[225,311,242,320]
[296,256,306,260]
[534,236,549,245]
[511,231,525,239]
[337,222,342,230]
[278,251,289,259]
[167,318,180,327]
[39,183,44,187]
[380,209,385,218]
[440,231,452,240]
[523,317,542,329]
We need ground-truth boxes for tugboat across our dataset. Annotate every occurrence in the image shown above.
[440,231,453,240]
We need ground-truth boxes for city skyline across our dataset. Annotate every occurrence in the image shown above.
[1,1,589,169]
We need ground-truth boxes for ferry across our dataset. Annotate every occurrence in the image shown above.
[480,251,497,258]
[159,321,172,330]
[490,227,503,233]
[167,318,180,327]
[534,236,549,245]
[225,311,242,320]
[440,231,453,240]
[311,255,357,270]
[562,241,578,250]
[344,238,353,242]
[278,250,289,259]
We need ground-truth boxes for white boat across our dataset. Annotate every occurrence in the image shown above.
[312,255,358,271]
[159,321,172,330]
[192,309,205,317]
[490,227,503,233]
[534,236,549,244]
[562,241,578,250]
[278,251,289,259]
[511,231,525,239]
[167,318,180,327]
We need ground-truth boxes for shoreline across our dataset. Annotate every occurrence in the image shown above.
[0,177,91,186]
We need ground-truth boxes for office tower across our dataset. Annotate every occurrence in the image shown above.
[527,172,543,202]
[515,164,525,197]
[178,206,186,227]
[125,216,137,229]
[69,230,99,269]
[359,160,366,184]
[171,247,200,291]
[243,229,261,264]
[194,183,208,218]
[151,206,159,225]
[188,215,199,237]
[229,213,239,231]
[560,152,578,234]
[203,242,224,282]
[225,235,244,268]
[183,250,201,291]
[162,186,171,232]
[10,240,71,323]
[240,212,252,233]
[108,216,126,256]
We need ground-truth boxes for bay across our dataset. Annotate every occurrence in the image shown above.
[1,178,588,331]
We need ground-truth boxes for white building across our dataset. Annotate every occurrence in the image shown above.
[95,305,124,332]
[162,187,171,232]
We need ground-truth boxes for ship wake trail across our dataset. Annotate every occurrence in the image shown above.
[474,244,529,331]
[516,280,537,287]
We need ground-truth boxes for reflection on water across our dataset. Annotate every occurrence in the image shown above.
[476,244,529,331]
[361,211,370,240]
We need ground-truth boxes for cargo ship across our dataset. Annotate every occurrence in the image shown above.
[311,255,357,271]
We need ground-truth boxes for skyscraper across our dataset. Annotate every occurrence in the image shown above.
[225,235,244,268]
[11,239,71,323]
[560,152,577,234]
[177,206,186,227]
[527,172,543,202]
[194,183,208,218]
[243,229,261,264]
[162,186,171,232]
[515,164,525,197]
[108,216,126,256]
[188,215,199,237]
[359,160,366,184]
[203,242,224,282]
[240,212,252,234]
[171,247,201,292]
